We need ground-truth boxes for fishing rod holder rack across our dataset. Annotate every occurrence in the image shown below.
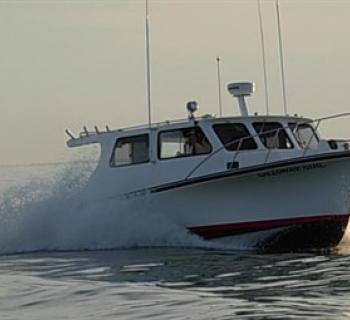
[65,125,111,140]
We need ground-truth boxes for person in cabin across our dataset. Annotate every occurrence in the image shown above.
[184,129,210,155]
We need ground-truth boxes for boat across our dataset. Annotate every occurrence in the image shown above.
[65,82,350,252]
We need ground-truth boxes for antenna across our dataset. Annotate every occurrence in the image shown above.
[276,0,288,115]
[216,56,223,117]
[145,0,152,127]
[257,0,270,115]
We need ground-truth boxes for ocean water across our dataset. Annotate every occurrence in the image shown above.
[1,164,350,319]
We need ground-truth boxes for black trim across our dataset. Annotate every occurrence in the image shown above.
[150,150,350,193]
[227,161,239,170]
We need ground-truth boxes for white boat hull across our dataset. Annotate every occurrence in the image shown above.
[150,154,350,251]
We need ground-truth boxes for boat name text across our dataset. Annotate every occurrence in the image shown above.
[120,189,148,200]
[258,163,327,178]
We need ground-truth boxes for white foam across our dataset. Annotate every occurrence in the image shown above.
[0,162,264,254]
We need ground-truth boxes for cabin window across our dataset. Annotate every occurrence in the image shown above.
[289,123,319,149]
[213,123,257,151]
[253,122,293,149]
[159,127,212,159]
[111,134,149,166]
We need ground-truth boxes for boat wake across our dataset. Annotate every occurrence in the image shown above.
[0,163,259,255]
[0,162,349,255]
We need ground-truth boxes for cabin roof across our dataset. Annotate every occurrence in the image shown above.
[66,114,313,148]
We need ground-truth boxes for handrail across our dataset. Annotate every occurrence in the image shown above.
[301,119,321,157]
[231,138,243,163]
[313,112,350,123]
[231,126,283,166]
[185,112,350,180]
[185,124,290,179]
[263,127,282,164]
[301,113,350,157]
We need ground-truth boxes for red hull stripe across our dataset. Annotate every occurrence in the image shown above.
[188,214,350,239]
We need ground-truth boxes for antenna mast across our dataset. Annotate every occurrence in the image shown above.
[257,0,269,115]
[145,0,152,126]
[276,0,288,115]
[216,56,223,117]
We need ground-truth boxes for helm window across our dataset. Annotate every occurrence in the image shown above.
[159,127,212,159]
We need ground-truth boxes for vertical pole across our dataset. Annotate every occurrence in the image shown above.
[145,0,152,127]
[276,0,288,115]
[257,0,269,115]
[216,56,223,117]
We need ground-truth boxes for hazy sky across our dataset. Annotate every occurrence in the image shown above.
[1,0,350,165]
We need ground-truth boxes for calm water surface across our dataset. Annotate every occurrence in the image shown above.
[1,165,350,319]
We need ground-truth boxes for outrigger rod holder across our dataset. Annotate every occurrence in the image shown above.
[227,82,254,117]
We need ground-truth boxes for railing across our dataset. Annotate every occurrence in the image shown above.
[66,116,214,141]
[301,113,350,157]
[185,112,350,180]
[65,125,111,140]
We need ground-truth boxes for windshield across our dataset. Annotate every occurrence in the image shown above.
[213,123,257,151]
[253,122,293,149]
[289,123,319,149]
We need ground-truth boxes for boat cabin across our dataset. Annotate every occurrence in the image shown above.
[66,82,348,194]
